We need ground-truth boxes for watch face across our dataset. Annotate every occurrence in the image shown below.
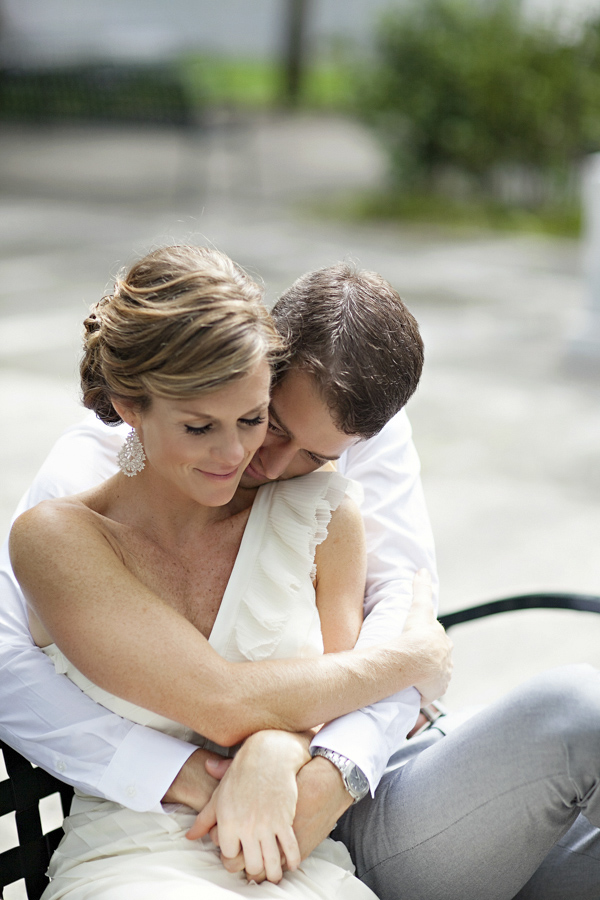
[346,765,369,798]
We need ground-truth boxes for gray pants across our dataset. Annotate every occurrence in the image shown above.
[333,665,600,900]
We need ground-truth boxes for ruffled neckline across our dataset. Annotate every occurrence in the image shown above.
[209,471,358,662]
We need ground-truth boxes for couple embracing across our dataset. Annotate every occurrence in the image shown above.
[4,245,600,900]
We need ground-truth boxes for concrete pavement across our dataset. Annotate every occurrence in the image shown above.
[1,112,599,709]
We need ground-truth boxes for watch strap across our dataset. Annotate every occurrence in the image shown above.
[311,747,369,803]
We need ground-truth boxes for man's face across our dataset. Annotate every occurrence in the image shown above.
[239,368,360,488]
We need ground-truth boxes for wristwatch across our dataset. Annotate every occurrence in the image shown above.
[311,748,370,803]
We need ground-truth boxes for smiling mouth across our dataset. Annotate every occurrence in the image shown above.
[196,468,239,481]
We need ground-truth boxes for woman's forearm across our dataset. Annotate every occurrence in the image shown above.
[57,588,444,748]
[12,506,448,747]
[22,568,443,747]
[39,591,440,747]
[217,574,449,745]
[217,638,437,746]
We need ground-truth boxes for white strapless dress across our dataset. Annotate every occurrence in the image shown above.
[41,472,378,900]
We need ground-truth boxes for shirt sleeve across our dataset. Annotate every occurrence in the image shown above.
[0,413,196,811]
[310,409,439,791]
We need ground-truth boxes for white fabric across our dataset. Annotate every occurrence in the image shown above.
[39,472,377,900]
[0,407,438,805]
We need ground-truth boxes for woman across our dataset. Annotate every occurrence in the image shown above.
[10,245,437,899]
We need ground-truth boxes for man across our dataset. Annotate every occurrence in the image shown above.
[2,261,600,899]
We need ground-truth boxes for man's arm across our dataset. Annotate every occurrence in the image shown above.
[0,414,198,811]
[12,498,447,747]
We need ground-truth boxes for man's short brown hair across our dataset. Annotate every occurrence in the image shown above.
[271,263,424,439]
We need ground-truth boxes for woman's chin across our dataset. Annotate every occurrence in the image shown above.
[189,471,242,506]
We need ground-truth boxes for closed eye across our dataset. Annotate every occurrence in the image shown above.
[267,420,285,435]
[240,415,266,427]
[185,424,211,435]
[305,451,326,466]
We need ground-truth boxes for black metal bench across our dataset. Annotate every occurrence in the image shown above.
[2,590,599,899]
[0,743,73,899]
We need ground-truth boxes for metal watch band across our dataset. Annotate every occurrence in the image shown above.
[410,699,449,738]
[311,747,369,803]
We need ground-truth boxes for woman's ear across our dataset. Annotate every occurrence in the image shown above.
[111,398,141,430]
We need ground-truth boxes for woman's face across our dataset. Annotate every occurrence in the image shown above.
[127,361,271,508]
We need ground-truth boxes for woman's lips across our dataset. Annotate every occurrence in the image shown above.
[196,468,239,481]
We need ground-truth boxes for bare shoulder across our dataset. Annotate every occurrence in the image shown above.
[11,495,96,543]
[9,495,110,578]
[314,493,366,651]
[323,494,365,543]
[314,493,365,572]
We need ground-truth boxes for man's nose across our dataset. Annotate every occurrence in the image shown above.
[259,441,297,480]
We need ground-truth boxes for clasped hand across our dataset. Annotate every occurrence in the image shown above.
[186,730,311,883]
[182,571,452,883]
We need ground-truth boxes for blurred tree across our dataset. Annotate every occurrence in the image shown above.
[282,0,311,106]
[356,0,600,204]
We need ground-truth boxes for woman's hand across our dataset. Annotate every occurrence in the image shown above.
[186,730,311,883]
[400,570,453,703]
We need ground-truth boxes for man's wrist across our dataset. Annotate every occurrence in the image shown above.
[162,748,219,810]
[310,747,370,803]
[300,757,354,817]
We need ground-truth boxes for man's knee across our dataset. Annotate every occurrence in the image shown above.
[511,664,600,747]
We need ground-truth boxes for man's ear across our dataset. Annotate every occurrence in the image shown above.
[111,398,141,430]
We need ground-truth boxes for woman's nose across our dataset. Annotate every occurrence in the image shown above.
[211,433,245,469]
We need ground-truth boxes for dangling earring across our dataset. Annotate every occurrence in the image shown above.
[118,428,146,477]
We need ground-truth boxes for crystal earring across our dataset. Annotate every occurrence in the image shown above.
[118,428,146,477]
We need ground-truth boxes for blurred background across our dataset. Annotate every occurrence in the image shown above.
[1,0,600,709]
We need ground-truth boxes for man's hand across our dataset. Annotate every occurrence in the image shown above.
[162,748,222,811]
[186,730,311,884]
[402,569,453,703]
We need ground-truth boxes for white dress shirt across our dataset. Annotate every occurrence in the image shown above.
[0,408,437,809]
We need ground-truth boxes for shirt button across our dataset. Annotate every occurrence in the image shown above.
[126,785,137,798]
[56,759,66,773]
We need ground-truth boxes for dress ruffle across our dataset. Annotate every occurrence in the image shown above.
[230,472,358,662]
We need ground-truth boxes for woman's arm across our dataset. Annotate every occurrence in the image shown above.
[313,495,366,653]
[0,430,200,811]
[10,499,447,748]
[185,500,366,883]
[185,497,365,875]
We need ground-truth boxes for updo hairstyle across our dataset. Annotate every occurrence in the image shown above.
[81,245,284,425]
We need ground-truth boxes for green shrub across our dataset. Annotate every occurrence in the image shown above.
[356,0,600,202]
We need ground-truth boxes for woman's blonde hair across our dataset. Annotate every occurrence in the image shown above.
[81,245,284,425]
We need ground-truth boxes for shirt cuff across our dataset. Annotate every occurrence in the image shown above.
[97,723,197,812]
[310,688,421,794]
